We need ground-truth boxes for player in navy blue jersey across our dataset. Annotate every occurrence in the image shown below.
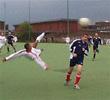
[92,33,101,61]
[6,32,16,52]
[65,34,89,89]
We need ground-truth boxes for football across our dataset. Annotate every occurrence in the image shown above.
[79,18,91,27]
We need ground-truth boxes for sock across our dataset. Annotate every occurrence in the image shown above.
[66,72,72,82]
[14,48,16,52]
[74,74,81,85]
[93,53,96,59]
[36,32,45,42]
[13,47,16,52]
[12,46,16,52]
[7,47,10,52]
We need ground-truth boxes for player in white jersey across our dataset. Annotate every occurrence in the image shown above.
[0,33,7,52]
[13,36,18,43]
[62,36,70,44]
[2,32,48,70]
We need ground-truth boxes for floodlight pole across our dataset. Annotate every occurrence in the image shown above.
[4,0,6,34]
[67,0,69,36]
[28,0,31,41]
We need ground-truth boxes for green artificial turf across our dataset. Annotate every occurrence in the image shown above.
[0,43,110,100]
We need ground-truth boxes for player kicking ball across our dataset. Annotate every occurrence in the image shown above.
[65,34,89,89]
[2,32,48,70]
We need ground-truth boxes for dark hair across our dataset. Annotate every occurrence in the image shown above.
[81,33,88,37]
[24,43,30,50]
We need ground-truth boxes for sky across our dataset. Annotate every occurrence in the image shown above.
[0,0,110,29]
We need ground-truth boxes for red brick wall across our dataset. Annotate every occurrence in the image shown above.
[69,21,79,33]
[31,21,79,33]
[14,20,79,33]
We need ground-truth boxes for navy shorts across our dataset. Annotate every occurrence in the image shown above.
[93,45,98,50]
[93,45,99,52]
[8,41,13,46]
[70,56,84,67]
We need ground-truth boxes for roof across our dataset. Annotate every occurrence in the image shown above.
[14,18,78,26]
[0,20,4,23]
[31,18,78,24]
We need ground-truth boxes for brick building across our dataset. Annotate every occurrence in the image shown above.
[14,19,110,42]
[95,21,110,32]
[79,21,110,38]
[14,19,79,36]
[95,21,110,38]
[86,21,110,37]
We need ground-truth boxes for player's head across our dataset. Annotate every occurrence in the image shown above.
[95,33,98,37]
[24,43,32,51]
[81,33,88,42]
[8,32,11,35]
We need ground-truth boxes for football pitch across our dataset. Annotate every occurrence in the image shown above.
[0,43,110,100]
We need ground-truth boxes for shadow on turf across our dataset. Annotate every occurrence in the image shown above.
[52,69,67,73]
[53,68,82,73]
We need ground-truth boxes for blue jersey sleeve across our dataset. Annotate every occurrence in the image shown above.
[69,39,79,53]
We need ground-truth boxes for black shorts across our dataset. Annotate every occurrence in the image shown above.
[70,56,84,67]
[93,45,98,51]
[8,41,13,46]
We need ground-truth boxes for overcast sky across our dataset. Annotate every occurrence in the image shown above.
[0,0,110,29]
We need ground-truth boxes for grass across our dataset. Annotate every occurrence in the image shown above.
[0,43,110,100]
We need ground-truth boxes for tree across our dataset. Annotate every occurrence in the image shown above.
[17,21,32,42]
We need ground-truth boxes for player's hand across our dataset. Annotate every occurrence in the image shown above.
[82,48,85,51]
[73,53,77,57]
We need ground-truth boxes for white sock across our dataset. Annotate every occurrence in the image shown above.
[36,32,45,42]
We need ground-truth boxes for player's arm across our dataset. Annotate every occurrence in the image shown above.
[93,38,95,43]
[69,40,78,57]
[31,32,45,48]
[98,37,102,45]
[84,43,89,56]
[11,35,15,42]
[2,49,25,62]
[30,41,38,48]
